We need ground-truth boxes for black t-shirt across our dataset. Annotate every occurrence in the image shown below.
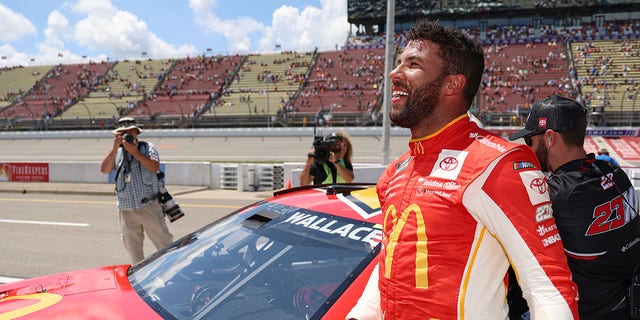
[549,154,640,320]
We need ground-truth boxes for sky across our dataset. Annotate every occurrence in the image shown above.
[0,0,352,68]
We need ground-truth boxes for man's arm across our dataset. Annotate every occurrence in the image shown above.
[467,147,579,319]
[124,141,160,173]
[346,265,381,320]
[100,134,121,174]
[300,152,315,185]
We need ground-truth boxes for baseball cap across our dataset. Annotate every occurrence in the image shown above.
[509,95,587,141]
[113,116,143,134]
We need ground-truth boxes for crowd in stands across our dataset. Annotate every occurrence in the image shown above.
[5,18,640,129]
[294,47,384,121]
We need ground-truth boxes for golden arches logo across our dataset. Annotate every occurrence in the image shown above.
[383,203,429,289]
[0,292,62,319]
[413,141,425,155]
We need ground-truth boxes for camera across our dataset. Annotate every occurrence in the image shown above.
[313,133,342,163]
[158,184,185,223]
[122,133,134,143]
[156,173,185,223]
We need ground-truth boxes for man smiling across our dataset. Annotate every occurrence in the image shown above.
[348,20,578,320]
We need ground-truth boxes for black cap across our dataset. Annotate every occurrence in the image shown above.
[509,95,587,141]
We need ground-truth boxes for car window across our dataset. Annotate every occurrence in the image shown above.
[129,201,381,320]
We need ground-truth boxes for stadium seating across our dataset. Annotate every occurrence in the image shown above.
[2,62,113,121]
[5,16,640,130]
[75,59,174,118]
[0,65,51,109]
[571,39,640,125]
[205,51,314,118]
[296,48,384,118]
[147,54,243,118]
[479,41,571,125]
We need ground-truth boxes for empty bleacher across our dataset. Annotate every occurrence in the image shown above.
[3,62,113,121]
[205,51,314,117]
[65,59,174,120]
[0,65,51,109]
[571,39,640,125]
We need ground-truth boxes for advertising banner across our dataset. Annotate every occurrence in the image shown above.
[0,162,49,182]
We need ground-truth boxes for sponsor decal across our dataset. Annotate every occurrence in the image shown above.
[476,136,507,153]
[622,237,640,253]
[0,162,49,182]
[337,187,382,220]
[600,173,614,190]
[537,118,548,129]
[425,189,453,198]
[513,161,536,171]
[413,141,425,155]
[586,187,639,236]
[536,223,557,236]
[535,203,554,222]
[283,211,382,247]
[430,149,468,180]
[0,292,62,319]
[519,170,550,205]
[541,233,562,247]
[396,157,411,173]
[529,177,548,194]
[586,128,640,137]
[418,178,461,191]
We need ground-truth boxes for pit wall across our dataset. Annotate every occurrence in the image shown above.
[46,161,387,191]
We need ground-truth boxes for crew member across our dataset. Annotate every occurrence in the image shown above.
[509,95,640,319]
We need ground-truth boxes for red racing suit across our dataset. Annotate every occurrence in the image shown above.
[376,115,579,319]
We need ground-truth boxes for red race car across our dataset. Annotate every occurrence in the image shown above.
[0,184,382,320]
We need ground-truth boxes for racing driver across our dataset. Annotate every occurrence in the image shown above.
[347,20,579,319]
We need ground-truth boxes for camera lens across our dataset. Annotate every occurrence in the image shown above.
[123,133,134,143]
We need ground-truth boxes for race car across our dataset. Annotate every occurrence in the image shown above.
[0,184,382,319]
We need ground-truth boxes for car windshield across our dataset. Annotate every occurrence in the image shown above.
[128,201,381,320]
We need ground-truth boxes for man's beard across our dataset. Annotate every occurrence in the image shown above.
[390,74,445,129]
[534,142,550,172]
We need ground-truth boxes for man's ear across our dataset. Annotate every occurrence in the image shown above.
[546,132,553,147]
[445,74,466,96]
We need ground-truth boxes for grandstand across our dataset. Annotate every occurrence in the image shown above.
[294,47,385,126]
[2,0,640,136]
[570,39,640,125]
[145,54,243,125]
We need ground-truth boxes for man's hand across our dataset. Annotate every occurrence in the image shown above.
[120,136,138,154]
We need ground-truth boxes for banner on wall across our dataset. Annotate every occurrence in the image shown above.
[0,162,49,182]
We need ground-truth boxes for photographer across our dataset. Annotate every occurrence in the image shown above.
[100,117,173,264]
[300,130,354,185]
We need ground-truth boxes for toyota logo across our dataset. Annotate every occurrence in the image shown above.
[529,177,548,194]
[439,157,459,171]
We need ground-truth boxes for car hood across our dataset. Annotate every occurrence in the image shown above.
[0,265,162,320]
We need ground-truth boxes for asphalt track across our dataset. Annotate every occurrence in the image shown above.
[0,188,266,281]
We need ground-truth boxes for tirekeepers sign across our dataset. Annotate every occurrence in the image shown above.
[0,162,49,182]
